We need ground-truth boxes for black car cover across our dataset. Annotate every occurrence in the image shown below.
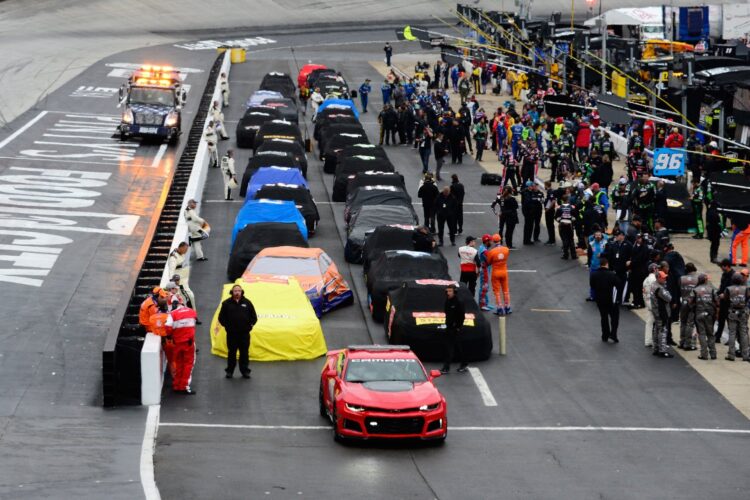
[367,251,450,322]
[385,280,492,362]
[254,121,303,151]
[344,205,419,264]
[345,171,404,202]
[344,186,413,225]
[256,138,308,177]
[227,222,309,281]
[318,123,366,153]
[235,107,282,148]
[322,133,369,173]
[362,225,424,275]
[254,183,320,235]
[332,157,396,202]
[261,98,299,124]
[314,114,359,141]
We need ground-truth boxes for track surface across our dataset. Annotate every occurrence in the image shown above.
[155,32,750,500]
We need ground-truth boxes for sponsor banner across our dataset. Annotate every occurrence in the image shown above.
[412,312,476,327]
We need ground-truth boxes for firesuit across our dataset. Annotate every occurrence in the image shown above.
[650,275,673,357]
[678,272,699,349]
[555,201,577,259]
[725,278,750,361]
[690,277,718,360]
[166,305,198,392]
[485,240,511,315]
[477,235,492,309]
[510,123,524,159]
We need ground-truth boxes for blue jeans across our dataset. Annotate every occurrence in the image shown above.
[420,147,431,172]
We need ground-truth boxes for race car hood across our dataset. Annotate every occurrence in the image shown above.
[342,380,440,408]
[130,103,171,116]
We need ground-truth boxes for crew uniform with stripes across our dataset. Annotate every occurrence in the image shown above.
[166,304,198,395]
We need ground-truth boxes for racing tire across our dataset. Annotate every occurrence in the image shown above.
[331,408,346,443]
[318,384,327,418]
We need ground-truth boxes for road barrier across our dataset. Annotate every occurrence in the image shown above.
[102,52,231,407]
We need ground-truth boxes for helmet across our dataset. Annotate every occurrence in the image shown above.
[492,234,501,243]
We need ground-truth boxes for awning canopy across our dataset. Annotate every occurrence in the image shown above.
[585,7,663,27]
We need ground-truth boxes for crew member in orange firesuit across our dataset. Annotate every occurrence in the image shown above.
[485,234,511,316]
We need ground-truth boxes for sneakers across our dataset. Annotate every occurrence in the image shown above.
[504,306,512,315]
[495,307,505,316]
[439,367,450,374]
[456,365,469,373]
[175,388,196,395]
[656,352,674,358]
[481,306,493,311]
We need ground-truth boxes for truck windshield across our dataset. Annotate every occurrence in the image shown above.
[129,88,174,106]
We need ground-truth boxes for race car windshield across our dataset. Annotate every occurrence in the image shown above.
[129,88,175,106]
[345,359,426,383]
[250,257,319,275]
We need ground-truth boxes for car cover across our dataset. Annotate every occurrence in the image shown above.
[385,279,492,362]
[246,90,284,107]
[322,134,369,173]
[210,278,327,361]
[362,224,436,275]
[254,121,303,150]
[232,199,307,246]
[336,143,388,164]
[256,139,308,175]
[344,205,419,263]
[261,98,299,123]
[344,186,413,225]
[245,167,308,199]
[236,107,282,148]
[241,246,353,316]
[227,222,309,281]
[317,98,359,119]
[332,164,397,202]
[367,251,450,322]
[344,170,403,202]
[298,64,327,89]
[241,151,302,196]
[254,183,320,234]
[307,68,337,89]
[314,115,360,142]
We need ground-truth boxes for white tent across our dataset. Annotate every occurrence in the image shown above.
[584,7,663,27]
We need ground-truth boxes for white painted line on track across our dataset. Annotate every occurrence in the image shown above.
[0,156,154,167]
[0,111,47,150]
[141,405,161,500]
[530,308,571,313]
[463,211,485,214]
[151,144,168,167]
[467,367,498,407]
[157,422,750,435]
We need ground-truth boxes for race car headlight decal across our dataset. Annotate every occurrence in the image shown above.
[165,112,179,127]
[345,403,365,412]
[122,109,134,124]
[419,403,440,411]
[666,199,682,208]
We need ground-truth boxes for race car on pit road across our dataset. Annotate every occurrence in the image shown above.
[319,345,447,443]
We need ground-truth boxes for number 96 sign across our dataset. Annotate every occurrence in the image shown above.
[653,148,686,176]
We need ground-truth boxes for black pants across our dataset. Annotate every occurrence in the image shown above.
[460,270,477,295]
[436,214,456,244]
[384,127,397,145]
[475,139,485,161]
[708,229,721,261]
[442,331,466,369]
[597,303,620,341]
[545,209,556,243]
[456,203,464,233]
[716,302,729,341]
[630,269,647,307]
[549,158,559,182]
[559,223,575,258]
[451,142,463,163]
[523,208,542,244]
[423,206,435,232]
[499,218,516,247]
[226,330,250,375]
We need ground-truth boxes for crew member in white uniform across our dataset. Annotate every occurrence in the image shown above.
[220,72,230,106]
[220,149,237,200]
[310,87,324,117]
[167,242,196,310]
[203,121,219,168]
[184,199,208,261]
[211,100,229,140]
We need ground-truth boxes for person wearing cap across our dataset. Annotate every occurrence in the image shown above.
[165,302,198,394]
[450,174,466,234]
[604,230,632,306]
[185,199,208,261]
[664,127,684,148]
[678,263,699,351]
[589,256,622,343]
[543,180,557,246]
[163,282,184,310]
[139,286,164,330]
[521,180,544,245]
[441,284,468,373]
[203,120,219,168]
[219,72,229,106]
[358,79,371,113]
[220,149,237,201]
[642,263,659,347]
[586,226,609,301]
[720,273,750,362]
[218,284,258,379]
[458,236,479,295]
[689,273,719,360]
[485,234,511,315]
[628,232,650,309]
[651,270,675,357]
[555,193,577,259]
[715,258,735,343]
[477,234,493,310]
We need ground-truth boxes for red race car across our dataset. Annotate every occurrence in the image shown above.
[318,345,447,442]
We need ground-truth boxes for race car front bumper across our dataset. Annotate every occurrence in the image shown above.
[336,403,447,440]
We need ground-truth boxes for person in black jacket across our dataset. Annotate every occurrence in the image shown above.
[491,186,519,248]
[450,174,466,234]
[604,230,632,305]
[715,259,735,343]
[441,284,468,373]
[433,132,449,181]
[628,233,650,308]
[218,284,258,378]
[412,226,436,252]
[434,186,458,246]
[521,181,544,245]
[589,256,623,342]
[418,173,439,232]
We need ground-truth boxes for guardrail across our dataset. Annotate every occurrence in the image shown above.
[102,52,230,407]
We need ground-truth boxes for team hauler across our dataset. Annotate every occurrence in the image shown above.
[117,65,187,144]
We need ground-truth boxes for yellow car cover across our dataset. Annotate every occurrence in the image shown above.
[210,278,327,361]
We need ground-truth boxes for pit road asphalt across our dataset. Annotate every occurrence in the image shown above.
[154,30,750,500]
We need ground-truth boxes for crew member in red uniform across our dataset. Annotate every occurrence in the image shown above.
[166,304,198,395]
[664,127,685,148]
